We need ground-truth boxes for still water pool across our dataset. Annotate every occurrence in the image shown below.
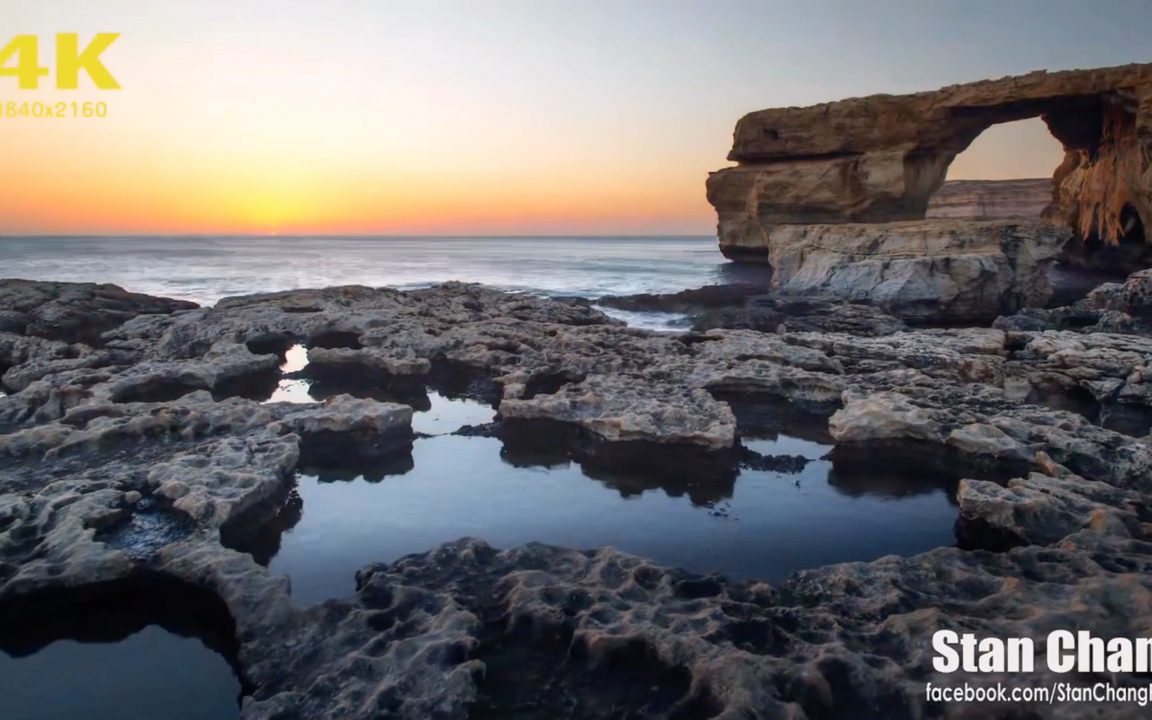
[0,578,244,720]
[228,418,964,605]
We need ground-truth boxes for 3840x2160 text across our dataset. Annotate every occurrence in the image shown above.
[1,101,107,118]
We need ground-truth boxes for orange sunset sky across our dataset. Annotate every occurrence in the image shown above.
[1,0,1149,236]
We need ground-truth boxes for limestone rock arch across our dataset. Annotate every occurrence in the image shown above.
[707,63,1152,263]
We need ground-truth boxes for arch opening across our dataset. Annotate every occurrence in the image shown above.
[927,117,1064,220]
[924,96,1151,302]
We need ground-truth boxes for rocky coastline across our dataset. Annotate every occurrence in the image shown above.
[5,58,1152,720]
[2,271,1152,719]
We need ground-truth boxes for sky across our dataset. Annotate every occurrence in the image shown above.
[0,0,1149,236]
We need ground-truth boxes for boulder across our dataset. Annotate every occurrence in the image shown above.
[828,391,945,443]
[500,374,736,450]
[272,394,415,466]
[766,219,1070,324]
[0,279,198,346]
[1084,268,1152,318]
[957,472,1146,546]
[305,346,432,380]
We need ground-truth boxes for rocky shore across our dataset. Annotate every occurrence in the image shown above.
[3,274,1152,718]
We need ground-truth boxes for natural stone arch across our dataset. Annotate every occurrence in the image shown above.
[707,63,1152,263]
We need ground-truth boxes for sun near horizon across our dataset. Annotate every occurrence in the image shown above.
[1,0,1148,237]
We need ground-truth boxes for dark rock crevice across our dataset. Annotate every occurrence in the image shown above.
[468,619,712,720]
[245,334,298,360]
[427,358,505,407]
[713,391,838,442]
[211,369,283,402]
[307,330,363,350]
[292,424,413,470]
[303,362,426,401]
[220,485,304,566]
[109,375,207,404]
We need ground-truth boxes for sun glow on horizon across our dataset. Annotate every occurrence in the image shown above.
[1,0,1145,236]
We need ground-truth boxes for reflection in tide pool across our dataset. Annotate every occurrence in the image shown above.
[0,626,240,720]
[231,432,962,605]
[411,392,496,435]
[741,435,829,460]
[265,345,312,403]
[260,345,496,434]
[0,576,244,720]
[266,378,313,403]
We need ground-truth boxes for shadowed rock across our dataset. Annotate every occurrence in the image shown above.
[598,284,909,335]
[0,279,197,345]
[597,284,767,312]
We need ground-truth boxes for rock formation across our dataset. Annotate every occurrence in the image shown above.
[708,63,1152,317]
[0,279,198,345]
[597,285,909,336]
[5,279,1152,718]
[926,178,1053,219]
[766,219,1070,324]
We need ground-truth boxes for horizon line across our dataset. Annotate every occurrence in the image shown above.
[0,233,717,240]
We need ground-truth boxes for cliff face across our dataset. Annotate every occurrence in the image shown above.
[926,179,1053,219]
[708,62,1152,263]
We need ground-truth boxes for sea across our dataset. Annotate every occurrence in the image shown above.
[0,235,772,329]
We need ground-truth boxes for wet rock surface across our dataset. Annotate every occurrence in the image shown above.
[3,278,1152,718]
[598,284,909,336]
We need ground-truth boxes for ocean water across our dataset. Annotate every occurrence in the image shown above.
[0,235,766,308]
